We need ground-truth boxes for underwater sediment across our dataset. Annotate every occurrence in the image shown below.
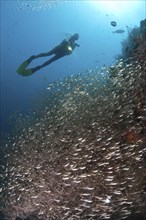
[0,57,146,220]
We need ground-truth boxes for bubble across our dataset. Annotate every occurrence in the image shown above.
[3,0,69,12]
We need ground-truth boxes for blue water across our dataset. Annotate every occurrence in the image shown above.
[0,0,145,136]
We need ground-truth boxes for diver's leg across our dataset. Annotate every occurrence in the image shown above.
[31,54,64,73]
[16,51,58,76]
[29,45,62,59]
[16,51,54,75]
[17,55,63,76]
[17,45,63,76]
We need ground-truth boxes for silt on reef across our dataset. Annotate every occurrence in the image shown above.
[0,54,146,220]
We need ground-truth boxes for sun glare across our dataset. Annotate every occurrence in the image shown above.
[89,0,139,15]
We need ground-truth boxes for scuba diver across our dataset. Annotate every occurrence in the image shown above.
[17,33,80,76]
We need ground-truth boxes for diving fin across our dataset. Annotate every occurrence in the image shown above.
[16,58,34,76]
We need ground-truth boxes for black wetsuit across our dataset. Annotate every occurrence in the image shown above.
[17,34,79,76]
[30,37,79,73]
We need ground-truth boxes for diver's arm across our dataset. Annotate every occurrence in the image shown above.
[75,43,80,47]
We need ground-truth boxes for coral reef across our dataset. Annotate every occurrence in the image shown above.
[120,19,146,70]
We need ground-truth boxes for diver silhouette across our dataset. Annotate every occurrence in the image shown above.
[17,33,80,76]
